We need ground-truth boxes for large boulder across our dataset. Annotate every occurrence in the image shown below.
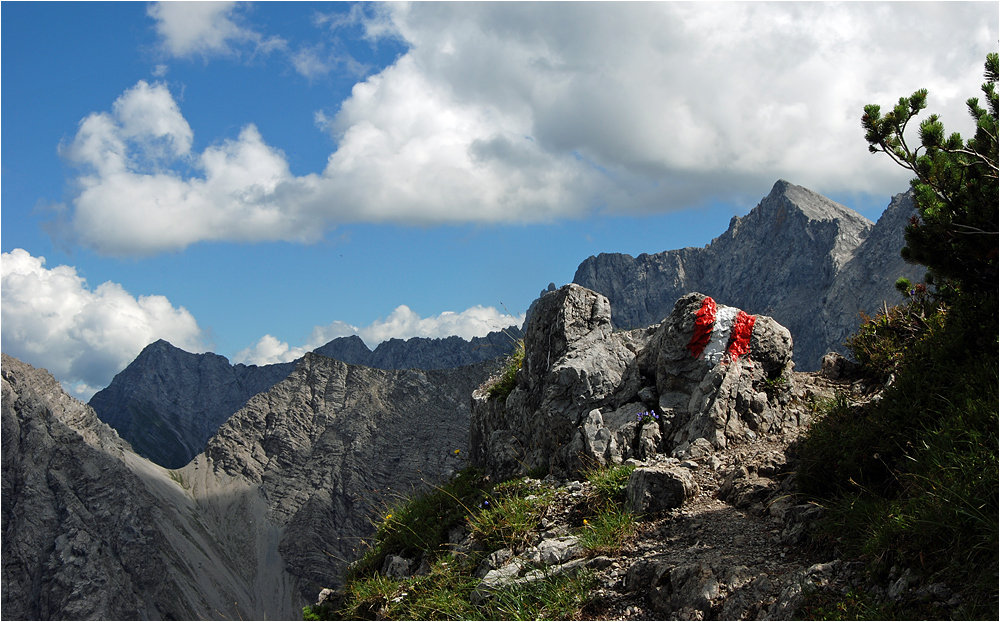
[637,292,795,451]
[470,287,796,480]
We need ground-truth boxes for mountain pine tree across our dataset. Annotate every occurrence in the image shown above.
[862,53,998,298]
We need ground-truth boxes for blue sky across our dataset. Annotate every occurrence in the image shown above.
[2,2,996,399]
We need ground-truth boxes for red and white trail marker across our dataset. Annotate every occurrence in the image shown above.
[686,296,756,365]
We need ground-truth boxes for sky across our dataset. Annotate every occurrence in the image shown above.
[2,2,997,400]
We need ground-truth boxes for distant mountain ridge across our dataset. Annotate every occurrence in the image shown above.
[90,328,522,469]
[573,180,923,370]
[314,329,522,370]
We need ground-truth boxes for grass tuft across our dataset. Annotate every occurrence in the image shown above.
[485,339,525,401]
[310,469,596,621]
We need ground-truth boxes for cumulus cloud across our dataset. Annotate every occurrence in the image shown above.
[1,249,207,400]
[59,3,997,255]
[148,1,285,58]
[234,305,521,366]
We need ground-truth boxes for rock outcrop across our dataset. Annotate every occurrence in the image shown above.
[470,285,798,481]
[573,181,923,370]
[3,351,493,620]
[91,328,521,469]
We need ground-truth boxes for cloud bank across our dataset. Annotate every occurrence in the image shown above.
[60,2,996,255]
[234,304,522,366]
[1,249,207,399]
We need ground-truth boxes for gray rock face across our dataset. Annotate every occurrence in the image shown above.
[89,340,295,468]
[820,191,924,351]
[470,284,651,479]
[3,351,491,620]
[573,181,923,370]
[201,352,489,599]
[470,286,798,481]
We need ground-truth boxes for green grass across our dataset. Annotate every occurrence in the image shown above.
[583,462,634,505]
[309,469,598,620]
[331,557,594,620]
[577,463,636,554]
[486,339,524,401]
[346,468,490,581]
[578,507,634,554]
[468,479,552,551]
[798,295,998,619]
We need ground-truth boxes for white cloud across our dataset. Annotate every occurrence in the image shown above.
[233,305,521,366]
[59,3,997,255]
[148,1,284,59]
[292,45,334,79]
[1,249,207,400]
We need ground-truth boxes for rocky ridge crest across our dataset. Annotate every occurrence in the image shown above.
[471,284,800,482]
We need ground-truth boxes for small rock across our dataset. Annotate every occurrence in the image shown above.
[537,536,583,566]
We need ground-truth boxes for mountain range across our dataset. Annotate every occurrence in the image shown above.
[3,180,925,619]
[90,329,521,468]
[3,351,489,619]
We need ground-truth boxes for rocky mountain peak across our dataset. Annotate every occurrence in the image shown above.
[89,341,295,468]
[764,179,870,225]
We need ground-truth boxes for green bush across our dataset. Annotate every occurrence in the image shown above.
[843,292,942,381]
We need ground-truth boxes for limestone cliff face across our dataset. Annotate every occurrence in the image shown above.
[573,181,923,370]
[3,351,491,620]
